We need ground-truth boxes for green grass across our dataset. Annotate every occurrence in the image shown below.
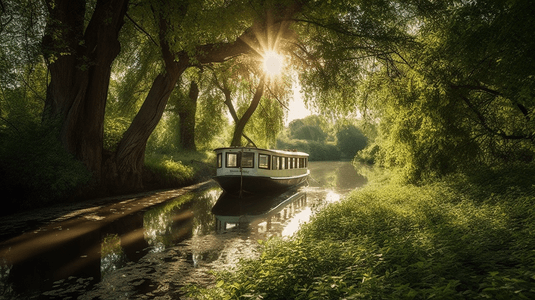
[188,165,535,299]
[144,150,216,188]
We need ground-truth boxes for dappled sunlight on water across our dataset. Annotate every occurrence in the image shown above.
[325,190,341,203]
[100,234,126,278]
[282,207,312,237]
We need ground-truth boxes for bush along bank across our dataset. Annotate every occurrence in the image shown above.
[188,165,535,299]
[0,148,215,216]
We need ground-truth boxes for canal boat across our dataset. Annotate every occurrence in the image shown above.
[213,147,309,194]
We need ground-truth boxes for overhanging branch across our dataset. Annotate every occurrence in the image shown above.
[126,12,159,47]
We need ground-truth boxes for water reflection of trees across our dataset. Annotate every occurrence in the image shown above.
[0,257,13,297]
[100,234,126,278]
[142,189,221,252]
[309,161,367,192]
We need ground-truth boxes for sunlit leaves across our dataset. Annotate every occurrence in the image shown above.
[294,0,417,115]
[157,0,254,57]
[353,0,535,181]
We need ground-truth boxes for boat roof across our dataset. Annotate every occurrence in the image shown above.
[214,147,309,157]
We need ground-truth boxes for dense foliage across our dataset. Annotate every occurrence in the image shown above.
[277,137,340,161]
[0,122,91,214]
[1,0,532,215]
[189,165,535,299]
[336,124,368,159]
[353,0,535,181]
[277,116,371,161]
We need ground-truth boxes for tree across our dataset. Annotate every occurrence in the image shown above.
[361,0,535,180]
[336,124,367,159]
[38,0,294,190]
[288,115,330,141]
[291,125,326,141]
[41,0,129,181]
[230,76,266,147]
[177,81,199,151]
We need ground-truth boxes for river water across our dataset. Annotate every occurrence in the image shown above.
[0,161,366,299]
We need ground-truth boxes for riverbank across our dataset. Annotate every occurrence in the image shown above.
[0,181,216,243]
[1,151,215,217]
[1,161,363,299]
[189,165,535,299]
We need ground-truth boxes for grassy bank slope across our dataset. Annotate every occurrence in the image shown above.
[190,165,535,299]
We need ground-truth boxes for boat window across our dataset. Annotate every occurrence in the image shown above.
[272,156,279,170]
[226,153,238,168]
[259,154,270,169]
[283,157,288,169]
[217,153,222,168]
[241,152,254,168]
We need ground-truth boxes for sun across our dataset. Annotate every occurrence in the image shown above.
[263,51,284,77]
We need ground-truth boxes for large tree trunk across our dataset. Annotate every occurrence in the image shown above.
[230,76,265,146]
[112,70,184,191]
[42,0,128,180]
[178,81,199,151]
[111,12,188,191]
[218,79,257,147]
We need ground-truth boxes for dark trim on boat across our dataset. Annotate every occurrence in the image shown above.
[213,171,309,194]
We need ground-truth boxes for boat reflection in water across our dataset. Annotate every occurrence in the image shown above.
[212,186,308,237]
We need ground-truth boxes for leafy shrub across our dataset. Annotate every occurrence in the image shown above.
[144,151,215,189]
[103,116,131,151]
[354,142,380,164]
[336,124,368,159]
[0,123,91,213]
[276,138,340,161]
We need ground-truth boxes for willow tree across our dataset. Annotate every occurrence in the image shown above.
[38,0,305,191]
[111,0,304,189]
[209,55,289,148]
[357,1,535,180]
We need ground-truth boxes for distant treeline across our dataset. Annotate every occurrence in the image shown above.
[276,115,369,161]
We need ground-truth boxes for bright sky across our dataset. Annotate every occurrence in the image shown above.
[286,83,312,125]
[225,83,312,126]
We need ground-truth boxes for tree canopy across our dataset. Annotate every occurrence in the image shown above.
[1,0,533,199]
[357,0,535,181]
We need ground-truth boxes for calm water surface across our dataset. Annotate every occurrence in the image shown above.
[0,161,366,299]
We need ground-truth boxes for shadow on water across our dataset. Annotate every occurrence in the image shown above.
[0,161,367,299]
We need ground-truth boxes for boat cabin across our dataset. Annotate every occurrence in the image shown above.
[213,147,309,194]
